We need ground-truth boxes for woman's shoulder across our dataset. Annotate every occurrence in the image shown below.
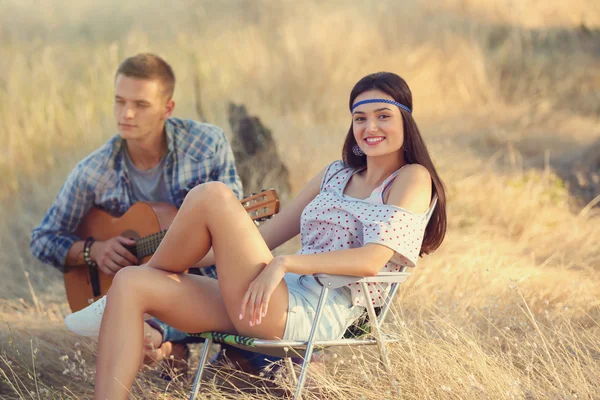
[385,164,432,214]
[397,163,431,180]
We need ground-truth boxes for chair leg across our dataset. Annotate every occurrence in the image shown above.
[294,287,329,400]
[189,338,213,400]
[361,282,395,383]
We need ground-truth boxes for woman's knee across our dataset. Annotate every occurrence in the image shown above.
[110,266,149,297]
[187,181,237,206]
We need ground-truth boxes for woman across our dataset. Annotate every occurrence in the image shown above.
[68,71,447,399]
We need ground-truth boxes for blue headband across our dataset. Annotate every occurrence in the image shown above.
[351,98,412,114]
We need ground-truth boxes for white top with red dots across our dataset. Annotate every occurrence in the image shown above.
[298,160,434,307]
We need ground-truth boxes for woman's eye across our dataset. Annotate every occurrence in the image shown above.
[379,114,390,119]
[354,117,365,122]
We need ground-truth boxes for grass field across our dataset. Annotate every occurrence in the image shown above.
[1,0,599,398]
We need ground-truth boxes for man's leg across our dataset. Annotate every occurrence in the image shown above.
[144,317,280,374]
[141,318,191,380]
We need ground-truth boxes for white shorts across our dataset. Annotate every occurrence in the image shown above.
[282,273,365,341]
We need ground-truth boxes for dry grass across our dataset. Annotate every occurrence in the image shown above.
[1,0,600,398]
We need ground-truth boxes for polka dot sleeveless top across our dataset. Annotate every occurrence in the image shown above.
[298,161,433,307]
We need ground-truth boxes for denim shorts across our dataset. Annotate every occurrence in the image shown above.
[282,273,365,341]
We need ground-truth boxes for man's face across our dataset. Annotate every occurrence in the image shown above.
[113,75,173,141]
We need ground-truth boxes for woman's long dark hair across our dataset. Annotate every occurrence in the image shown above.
[342,72,447,255]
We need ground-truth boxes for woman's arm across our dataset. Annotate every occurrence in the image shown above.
[193,166,328,268]
[275,245,394,277]
[275,164,433,277]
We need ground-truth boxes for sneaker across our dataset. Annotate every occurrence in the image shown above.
[64,295,107,336]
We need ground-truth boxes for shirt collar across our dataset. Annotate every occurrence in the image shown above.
[109,120,174,165]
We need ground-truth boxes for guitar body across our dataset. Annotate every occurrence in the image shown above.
[65,202,177,312]
[63,189,279,312]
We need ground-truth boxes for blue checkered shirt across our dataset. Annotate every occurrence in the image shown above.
[30,118,242,274]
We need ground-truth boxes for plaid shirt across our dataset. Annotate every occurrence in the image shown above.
[30,118,242,273]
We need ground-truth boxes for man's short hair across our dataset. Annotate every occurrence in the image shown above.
[115,53,176,99]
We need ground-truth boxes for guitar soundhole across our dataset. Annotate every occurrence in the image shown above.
[122,230,141,240]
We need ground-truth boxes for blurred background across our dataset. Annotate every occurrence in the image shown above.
[1,0,599,398]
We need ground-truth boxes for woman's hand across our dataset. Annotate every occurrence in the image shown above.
[239,256,287,326]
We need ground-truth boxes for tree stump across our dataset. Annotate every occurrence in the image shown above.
[228,103,291,202]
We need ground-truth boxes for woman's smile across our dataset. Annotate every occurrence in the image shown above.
[364,136,385,146]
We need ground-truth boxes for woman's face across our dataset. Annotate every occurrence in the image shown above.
[351,89,405,158]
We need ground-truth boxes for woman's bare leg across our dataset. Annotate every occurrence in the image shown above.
[94,182,290,400]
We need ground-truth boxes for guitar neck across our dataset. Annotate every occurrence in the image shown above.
[134,230,168,260]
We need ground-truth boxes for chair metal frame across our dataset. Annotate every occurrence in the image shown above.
[188,271,409,400]
[189,197,437,399]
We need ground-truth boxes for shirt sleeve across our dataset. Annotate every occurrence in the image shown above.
[30,162,96,271]
[319,160,346,192]
[211,130,243,200]
[360,204,427,267]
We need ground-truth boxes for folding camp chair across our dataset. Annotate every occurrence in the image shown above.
[188,197,437,400]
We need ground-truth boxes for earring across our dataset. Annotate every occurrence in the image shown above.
[352,145,365,156]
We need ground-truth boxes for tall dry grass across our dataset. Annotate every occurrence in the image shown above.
[1,0,600,398]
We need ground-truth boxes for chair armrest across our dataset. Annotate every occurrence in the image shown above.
[313,272,411,289]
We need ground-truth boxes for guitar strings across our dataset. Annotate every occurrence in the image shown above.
[135,230,168,260]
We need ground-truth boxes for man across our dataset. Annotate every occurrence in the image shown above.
[30,53,266,377]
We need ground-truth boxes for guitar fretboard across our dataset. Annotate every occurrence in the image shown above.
[135,230,168,260]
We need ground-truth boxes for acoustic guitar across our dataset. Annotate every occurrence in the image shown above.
[65,189,280,312]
